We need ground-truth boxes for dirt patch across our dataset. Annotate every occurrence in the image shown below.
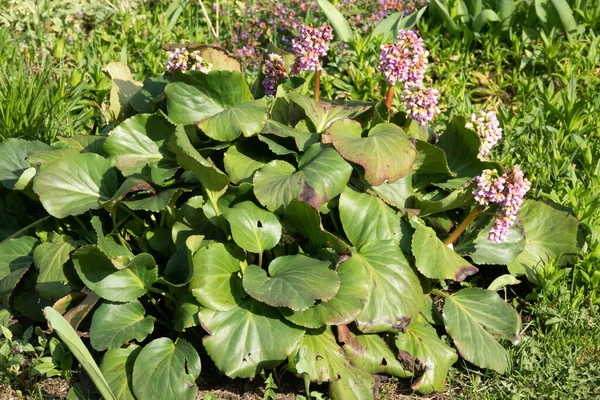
[39,377,70,398]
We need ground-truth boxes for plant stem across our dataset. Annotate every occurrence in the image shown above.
[258,251,263,268]
[148,287,176,303]
[385,85,395,111]
[1,215,51,244]
[444,206,482,246]
[431,288,447,298]
[198,0,218,41]
[111,209,128,248]
[315,70,321,102]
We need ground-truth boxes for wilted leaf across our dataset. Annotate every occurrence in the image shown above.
[395,316,458,394]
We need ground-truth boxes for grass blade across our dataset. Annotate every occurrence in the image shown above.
[43,306,116,400]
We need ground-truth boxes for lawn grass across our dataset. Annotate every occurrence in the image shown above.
[0,1,598,399]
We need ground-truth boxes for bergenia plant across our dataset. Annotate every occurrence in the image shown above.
[291,23,334,101]
[0,39,579,400]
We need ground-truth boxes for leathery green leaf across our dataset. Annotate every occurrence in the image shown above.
[243,255,340,311]
[132,338,200,400]
[411,219,478,281]
[508,200,579,284]
[337,324,411,378]
[90,300,154,351]
[199,299,305,378]
[253,143,352,212]
[354,240,424,333]
[281,253,370,328]
[443,288,521,374]
[339,186,402,247]
[223,201,282,253]
[100,345,141,400]
[324,120,416,186]
[395,315,458,394]
[0,236,38,304]
[289,326,375,400]
[33,153,118,218]
[189,242,244,311]
[0,138,50,190]
[72,246,158,302]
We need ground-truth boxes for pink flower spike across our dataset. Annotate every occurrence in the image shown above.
[378,29,428,87]
[290,24,333,74]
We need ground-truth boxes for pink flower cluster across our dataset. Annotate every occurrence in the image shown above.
[378,29,428,86]
[290,24,334,74]
[465,110,503,157]
[165,48,213,74]
[473,166,531,243]
[400,84,440,125]
[263,54,288,95]
[378,29,439,125]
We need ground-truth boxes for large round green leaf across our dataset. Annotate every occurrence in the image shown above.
[253,144,352,212]
[0,138,50,189]
[337,325,411,378]
[354,240,424,333]
[0,236,38,304]
[243,255,340,311]
[411,219,478,281]
[437,117,501,178]
[339,186,402,247]
[288,327,375,400]
[223,143,267,184]
[72,246,158,302]
[33,153,118,218]
[189,242,244,311]
[416,183,477,216]
[90,300,154,351]
[199,299,305,378]
[33,237,76,302]
[168,125,229,201]
[223,201,282,253]
[443,288,521,374]
[324,120,416,186]
[454,214,526,265]
[289,93,372,133]
[197,98,268,142]
[100,345,141,400]
[282,200,329,254]
[395,315,458,394]
[508,200,579,283]
[281,254,370,328]
[166,71,267,141]
[103,113,178,185]
[171,196,226,248]
[132,338,200,400]
[166,70,252,124]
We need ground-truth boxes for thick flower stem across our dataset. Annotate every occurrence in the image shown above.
[315,70,321,102]
[385,85,395,111]
[444,206,482,246]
